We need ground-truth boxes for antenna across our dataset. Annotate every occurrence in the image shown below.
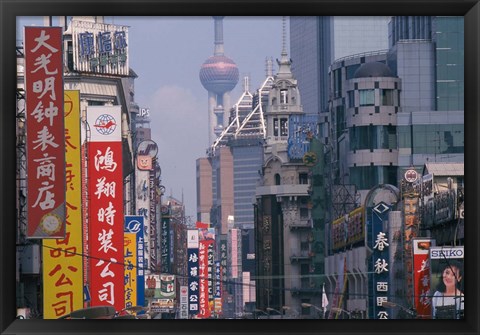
[243,76,250,93]
[265,57,274,77]
[282,16,287,56]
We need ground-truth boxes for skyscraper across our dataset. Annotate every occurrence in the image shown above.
[289,16,391,115]
[200,16,240,145]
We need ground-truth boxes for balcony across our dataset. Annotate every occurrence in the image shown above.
[290,250,314,263]
[291,281,322,296]
[289,219,312,230]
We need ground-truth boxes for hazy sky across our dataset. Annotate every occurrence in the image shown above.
[17,16,285,220]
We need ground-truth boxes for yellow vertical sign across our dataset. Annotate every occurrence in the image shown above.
[43,90,83,319]
[124,233,137,308]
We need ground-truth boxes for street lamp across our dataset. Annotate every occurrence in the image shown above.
[254,309,269,319]
[301,303,325,319]
[266,307,284,319]
[330,307,351,319]
[381,301,416,318]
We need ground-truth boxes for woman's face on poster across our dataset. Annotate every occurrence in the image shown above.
[442,266,462,289]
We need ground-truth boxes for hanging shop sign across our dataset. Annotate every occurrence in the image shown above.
[24,26,66,238]
[43,90,82,318]
[87,105,124,312]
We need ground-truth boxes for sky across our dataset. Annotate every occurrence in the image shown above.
[17,16,285,220]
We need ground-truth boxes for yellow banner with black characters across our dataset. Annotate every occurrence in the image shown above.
[43,90,83,319]
[124,233,137,308]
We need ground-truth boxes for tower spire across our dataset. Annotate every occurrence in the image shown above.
[277,16,292,75]
[213,16,225,56]
[282,16,287,57]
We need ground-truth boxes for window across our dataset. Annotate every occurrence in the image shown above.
[346,64,361,80]
[333,69,342,98]
[280,118,288,136]
[300,208,309,219]
[280,89,288,104]
[275,174,281,185]
[273,118,279,136]
[299,173,308,184]
[359,89,375,106]
[381,89,394,106]
[348,90,355,108]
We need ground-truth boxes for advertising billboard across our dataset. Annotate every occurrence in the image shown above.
[430,246,464,319]
[24,26,66,238]
[43,90,83,318]
[71,18,129,76]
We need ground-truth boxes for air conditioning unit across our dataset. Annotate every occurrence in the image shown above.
[459,209,464,219]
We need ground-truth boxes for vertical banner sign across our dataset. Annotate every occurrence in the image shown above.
[187,230,199,316]
[198,239,210,318]
[179,286,189,319]
[135,168,150,274]
[413,238,435,318]
[87,106,124,312]
[207,240,215,313]
[404,196,419,306]
[219,237,227,314]
[371,202,391,319]
[124,233,137,308]
[160,206,171,273]
[24,26,66,238]
[149,170,157,273]
[429,246,464,319]
[402,169,420,308]
[43,90,83,318]
[125,216,145,306]
[215,261,222,315]
[231,229,239,279]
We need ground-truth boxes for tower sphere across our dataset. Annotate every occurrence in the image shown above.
[199,55,239,94]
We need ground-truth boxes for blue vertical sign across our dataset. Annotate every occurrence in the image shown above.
[370,202,391,319]
[125,215,145,306]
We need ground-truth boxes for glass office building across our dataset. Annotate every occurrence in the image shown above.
[289,16,391,115]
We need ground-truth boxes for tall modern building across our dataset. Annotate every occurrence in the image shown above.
[200,16,240,145]
[322,16,464,319]
[196,69,275,317]
[289,16,391,115]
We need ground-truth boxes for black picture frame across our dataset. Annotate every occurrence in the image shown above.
[1,1,478,334]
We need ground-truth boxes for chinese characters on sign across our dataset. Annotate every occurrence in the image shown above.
[124,233,137,308]
[43,91,83,319]
[413,239,435,318]
[187,230,199,316]
[87,106,124,312]
[72,19,129,75]
[24,26,66,238]
[371,202,391,319]
[125,216,145,307]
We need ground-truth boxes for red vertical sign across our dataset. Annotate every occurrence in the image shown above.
[87,106,124,312]
[413,239,434,318]
[198,239,211,318]
[24,27,66,238]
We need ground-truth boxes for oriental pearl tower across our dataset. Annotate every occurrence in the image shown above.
[199,16,239,145]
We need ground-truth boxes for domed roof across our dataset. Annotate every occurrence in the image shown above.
[199,55,239,94]
[353,62,395,79]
